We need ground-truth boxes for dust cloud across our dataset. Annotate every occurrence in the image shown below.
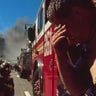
[0,18,30,63]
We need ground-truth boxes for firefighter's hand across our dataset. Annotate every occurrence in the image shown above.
[52,24,69,54]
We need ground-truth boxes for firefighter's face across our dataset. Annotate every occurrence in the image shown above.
[53,6,91,45]
[0,92,5,96]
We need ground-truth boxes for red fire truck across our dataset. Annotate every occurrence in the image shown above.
[25,0,69,96]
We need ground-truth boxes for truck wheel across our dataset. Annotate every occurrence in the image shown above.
[33,69,43,96]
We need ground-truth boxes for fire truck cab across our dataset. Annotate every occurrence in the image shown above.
[25,0,58,96]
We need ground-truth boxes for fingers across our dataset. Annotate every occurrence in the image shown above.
[54,24,66,34]
[52,36,66,46]
[52,24,67,42]
[54,24,61,32]
[53,28,67,42]
[51,24,69,53]
[51,24,69,50]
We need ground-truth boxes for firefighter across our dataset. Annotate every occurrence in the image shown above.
[0,63,14,96]
[47,0,96,96]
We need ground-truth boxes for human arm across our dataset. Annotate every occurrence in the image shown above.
[52,24,90,96]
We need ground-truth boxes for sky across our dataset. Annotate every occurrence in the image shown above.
[0,0,42,34]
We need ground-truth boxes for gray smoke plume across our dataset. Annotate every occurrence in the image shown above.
[2,18,30,63]
[0,34,5,59]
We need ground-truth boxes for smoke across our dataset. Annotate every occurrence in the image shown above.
[2,17,30,63]
[0,34,5,58]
